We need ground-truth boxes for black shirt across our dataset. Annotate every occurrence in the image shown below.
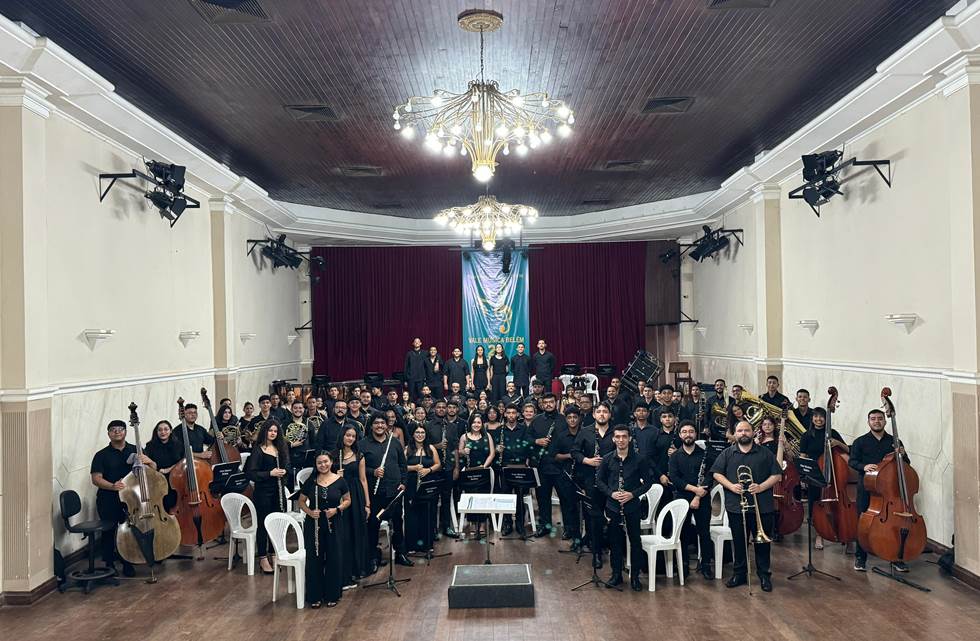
[798,426,846,461]
[424,355,444,387]
[792,407,814,431]
[360,434,407,496]
[425,417,460,468]
[444,358,470,389]
[552,426,579,474]
[529,411,568,475]
[530,350,556,381]
[90,442,137,500]
[710,443,782,514]
[630,423,657,461]
[668,445,711,502]
[404,348,427,382]
[498,423,531,466]
[489,354,509,377]
[144,438,183,472]
[649,428,683,479]
[760,391,791,409]
[173,423,214,453]
[572,423,616,482]
[316,417,359,452]
[596,450,654,515]
[510,353,532,384]
[848,431,907,495]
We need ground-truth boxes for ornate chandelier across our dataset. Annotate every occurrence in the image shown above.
[392,9,575,183]
[435,194,538,251]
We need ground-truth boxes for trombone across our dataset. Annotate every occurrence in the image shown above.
[737,464,771,595]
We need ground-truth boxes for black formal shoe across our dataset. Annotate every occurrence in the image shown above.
[631,576,643,592]
[701,565,714,580]
[607,574,624,588]
[592,553,604,570]
[443,528,460,539]
[394,553,415,567]
[121,562,135,578]
[725,575,747,588]
[760,575,773,592]
[502,523,514,536]
[533,526,550,538]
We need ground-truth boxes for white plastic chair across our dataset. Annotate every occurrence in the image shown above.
[640,498,691,591]
[709,505,733,580]
[709,483,725,526]
[264,513,306,609]
[290,467,314,522]
[638,484,665,533]
[220,492,256,576]
[239,452,250,469]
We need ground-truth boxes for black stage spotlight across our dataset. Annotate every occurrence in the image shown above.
[99,159,199,227]
[802,179,842,208]
[801,150,842,183]
[145,161,186,193]
[790,148,891,216]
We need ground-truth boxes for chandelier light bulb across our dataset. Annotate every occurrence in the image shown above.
[431,95,443,108]
[401,125,416,139]
[540,130,553,144]
[557,123,571,138]
[473,164,494,182]
[482,240,496,251]
[495,124,509,137]
[393,122,401,130]
[392,111,400,120]
[516,143,529,156]
[567,114,575,124]
[557,105,570,119]
[513,126,526,138]
[502,145,510,155]
[405,101,412,112]
[460,147,467,156]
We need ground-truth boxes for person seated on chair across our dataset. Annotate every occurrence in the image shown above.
[669,421,714,580]
[90,419,157,577]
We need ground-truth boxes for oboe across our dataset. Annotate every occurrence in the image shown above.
[274,452,285,512]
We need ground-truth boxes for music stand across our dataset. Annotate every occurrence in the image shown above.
[208,461,248,554]
[457,468,494,559]
[409,478,451,564]
[500,466,540,542]
[787,457,840,582]
[363,490,411,597]
[559,475,592,561]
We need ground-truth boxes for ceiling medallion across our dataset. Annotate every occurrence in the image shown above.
[393,9,575,183]
[435,194,538,250]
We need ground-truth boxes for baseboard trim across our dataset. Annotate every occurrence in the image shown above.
[926,537,980,592]
[1,577,57,606]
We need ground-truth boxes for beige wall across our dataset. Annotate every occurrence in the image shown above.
[686,92,959,547]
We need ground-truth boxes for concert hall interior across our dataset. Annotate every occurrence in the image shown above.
[2,1,980,638]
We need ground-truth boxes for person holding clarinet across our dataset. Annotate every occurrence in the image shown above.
[360,415,412,572]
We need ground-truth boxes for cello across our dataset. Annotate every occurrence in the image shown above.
[858,388,927,564]
[170,397,226,556]
[201,388,241,464]
[812,386,859,543]
[116,402,181,580]
[773,403,804,535]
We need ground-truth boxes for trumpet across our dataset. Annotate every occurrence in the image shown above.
[737,464,771,595]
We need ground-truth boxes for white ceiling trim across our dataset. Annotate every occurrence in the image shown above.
[1,3,979,245]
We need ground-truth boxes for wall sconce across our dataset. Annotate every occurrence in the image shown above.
[738,324,754,335]
[695,326,707,337]
[885,314,918,334]
[178,330,201,347]
[797,320,819,335]
[82,329,115,350]
[287,333,299,346]
[240,332,257,344]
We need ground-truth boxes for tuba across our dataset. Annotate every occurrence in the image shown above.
[737,390,806,453]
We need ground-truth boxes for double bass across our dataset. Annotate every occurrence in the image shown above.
[773,403,804,535]
[170,397,225,556]
[812,386,859,543]
[858,388,927,563]
[201,388,241,464]
[116,402,181,579]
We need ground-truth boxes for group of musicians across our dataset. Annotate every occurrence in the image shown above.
[90,342,913,602]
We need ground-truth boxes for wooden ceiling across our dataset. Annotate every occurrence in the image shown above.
[0,0,957,218]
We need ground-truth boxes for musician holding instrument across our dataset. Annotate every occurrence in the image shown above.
[245,421,290,575]
[173,402,214,460]
[498,403,532,536]
[90,420,156,577]
[597,425,653,592]
[285,399,311,477]
[573,401,617,568]
[458,412,495,539]
[145,420,183,476]
[404,424,442,554]
[556,406,585,549]
[299,451,350,608]
[336,425,373,585]
[529,393,573,538]
[799,407,847,550]
[850,408,910,573]
[361,415,412,570]
[711,420,782,592]
[425,400,460,539]
[669,421,714,580]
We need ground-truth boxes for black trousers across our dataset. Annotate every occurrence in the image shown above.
[515,381,530,399]
[584,481,606,552]
[95,494,126,565]
[535,472,578,536]
[606,507,643,575]
[681,498,713,568]
[728,510,775,578]
[855,491,871,563]
[437,476,456,533]
[408,380,425,402]
[427,381,444,399]
[490,377,507,403]
[368,489,405,557]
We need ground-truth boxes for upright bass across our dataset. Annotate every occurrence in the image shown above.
[116,402,181,580]
[812,386,859,544]
[773,403,804,536]
[858,388,927,563]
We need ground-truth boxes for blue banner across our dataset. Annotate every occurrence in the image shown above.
[461,250,529,361]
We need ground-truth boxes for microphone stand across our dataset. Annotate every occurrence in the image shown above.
[364,490,411,597]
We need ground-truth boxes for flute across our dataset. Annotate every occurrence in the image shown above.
[373,435,393,496]
[275,452,285,512]
[314,485,320,556]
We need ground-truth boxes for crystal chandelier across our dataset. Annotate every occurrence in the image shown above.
[435,194,538,251]
[393,9,574,183]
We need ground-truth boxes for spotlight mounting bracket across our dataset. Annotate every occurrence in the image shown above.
[789,153,891,216]
[98,164,201,227]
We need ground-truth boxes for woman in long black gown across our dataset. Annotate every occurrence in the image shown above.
[299,451,350,608]
[336,425,372,585]
[489,343,509,403]
[457,412,495,540]
[245,420,290,574]
[405,424,442,553]
[471,345,489,394]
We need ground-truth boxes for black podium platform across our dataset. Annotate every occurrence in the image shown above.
[448,564,534,609]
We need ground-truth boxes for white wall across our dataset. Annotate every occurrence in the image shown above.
[686,92,957,545]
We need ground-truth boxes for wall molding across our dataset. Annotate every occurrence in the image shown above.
[2,4,980,245]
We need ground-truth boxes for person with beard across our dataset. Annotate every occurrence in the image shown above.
[578,395,596,428]
[510,342,532,398]
[443,347,471,393]
[404,337,427,401]
[531,339,557,391]
[760,375,790,409]
[425,346,445,399]
[498,403,531,536]
[361,416,413,569]
[669,421,714,580]
[501,380,523,407]
[605,385,632,427]
[597,426,653,591]
[529,393,574,538]
[357,390,383,425]
[711,420,782,592]
[317,400,359,452]
[573,402,617,567]
[425,399,459,538]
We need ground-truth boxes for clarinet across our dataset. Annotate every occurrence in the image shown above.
[696,396,706,438]
[617,460,627,537]
[692,448,708,509]
[314,484,321,556]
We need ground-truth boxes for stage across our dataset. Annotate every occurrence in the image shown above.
[5,524,978,641]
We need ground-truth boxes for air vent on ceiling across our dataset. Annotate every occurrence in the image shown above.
[601,159,652,172]
[707,0,776,9]
[642,97,694,114]
[189,0,271,24]
[334,165,384,178]
[284,105,340,122]
[371,202,404,210]
[581,198,612,206]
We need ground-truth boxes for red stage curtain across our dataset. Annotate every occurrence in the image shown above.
[528,242,647,373]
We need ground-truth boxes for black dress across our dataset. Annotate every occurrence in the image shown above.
[245,449,290,558]
[472,358,489,391]
[405,447,437,552]
[460,433,492,525]
[302,477,349,605]
[338,452,372,581]
[489,355,509,402]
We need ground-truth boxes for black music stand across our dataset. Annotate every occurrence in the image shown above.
[207,461,248,554]
[787,457,840,582]
[560,475,592,562]
[364,490,411,597]
[409,478,451,565]
[500,466,540,543]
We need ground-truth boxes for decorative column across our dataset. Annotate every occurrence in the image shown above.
[751,184,784,391]
[209,197,238,403]
[296,245,314,383]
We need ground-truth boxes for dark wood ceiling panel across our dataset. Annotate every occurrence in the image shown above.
[0,0,957,218]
